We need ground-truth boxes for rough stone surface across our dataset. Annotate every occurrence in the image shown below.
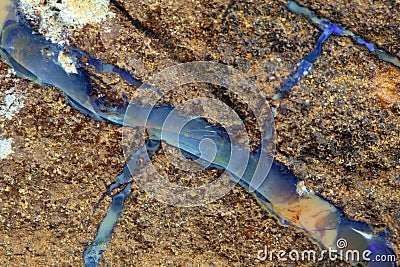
[0,0,399,266]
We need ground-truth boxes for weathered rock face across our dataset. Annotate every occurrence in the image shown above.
[19,0,113,44]
[0,0,398,266]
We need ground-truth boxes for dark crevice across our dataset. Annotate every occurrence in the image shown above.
[110,0,196,63]
[110,0,162,41]
[220,0,237,24]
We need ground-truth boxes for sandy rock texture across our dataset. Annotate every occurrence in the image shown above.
[0,0,399,266]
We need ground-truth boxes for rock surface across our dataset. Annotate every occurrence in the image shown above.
[0,0,399,266]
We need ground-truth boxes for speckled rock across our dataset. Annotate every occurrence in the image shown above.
[0,0,399,266]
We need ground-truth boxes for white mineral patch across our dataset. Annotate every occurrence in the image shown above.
[19,0,114,44]
[0,87,25,160]
[0,87,25,120]
[0,136,13,160]
[58,51,78,74]
[296,181,313,197]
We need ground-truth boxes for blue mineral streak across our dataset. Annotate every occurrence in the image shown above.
[274,25,339,100]
[0,0,397,266]
[70,48,144,89]
[83,183,132,267]
[274,0,400,103]
[83,139,160,266]
[286,0,400,68]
